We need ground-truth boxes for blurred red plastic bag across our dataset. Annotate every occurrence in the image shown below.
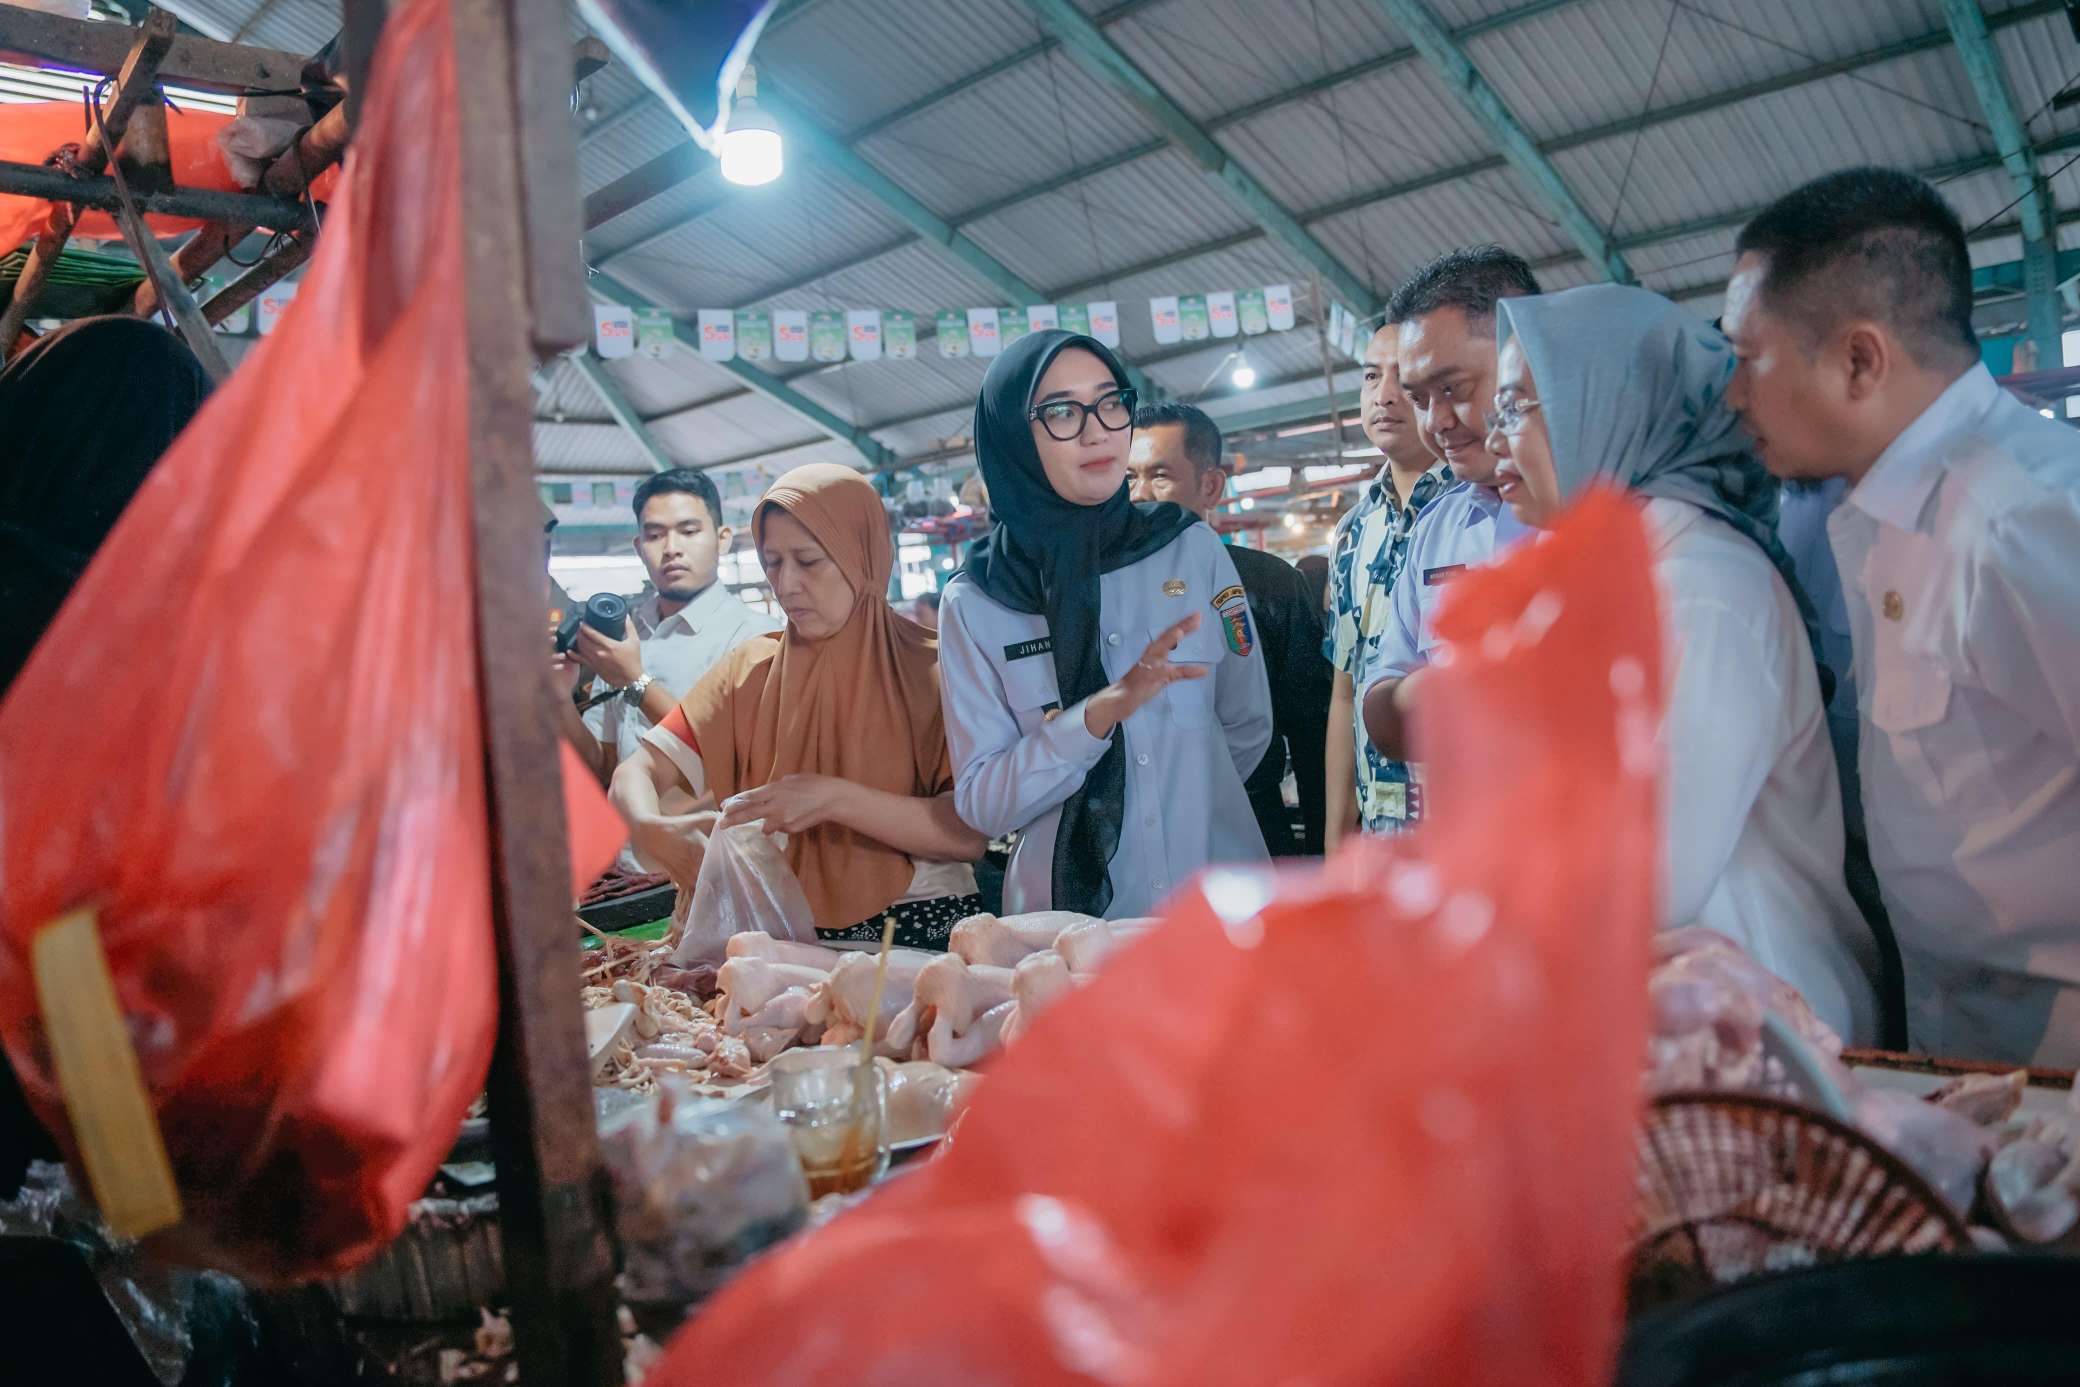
[0,0,504,1281]
[656,489,1665,1387]
[0,103,340,250]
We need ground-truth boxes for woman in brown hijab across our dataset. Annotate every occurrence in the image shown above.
[610,464,986,948]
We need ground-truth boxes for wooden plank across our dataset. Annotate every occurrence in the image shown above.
[0,160,312,227]
[448,0,623,1376]
[0,6,305,93]
[196,229,311,325]
[108,98,229,378]
[0,9,173,353]
[511,0,590,350]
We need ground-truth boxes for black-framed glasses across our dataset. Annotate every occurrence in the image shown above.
[1028,387,1137,441]
[1482,394,1543,437]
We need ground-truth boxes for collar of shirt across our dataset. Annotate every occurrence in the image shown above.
[639,580,735,639]
[1848,364,1999,532]
[1373,460,1453,513]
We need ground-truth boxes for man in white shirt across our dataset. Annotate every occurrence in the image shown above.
[1358,245,1539,760]
[572,468,781,782]
[1725,167,2080,1066]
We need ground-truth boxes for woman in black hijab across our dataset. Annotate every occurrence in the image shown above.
[0,316,211,1197]
[936,330,1273,919]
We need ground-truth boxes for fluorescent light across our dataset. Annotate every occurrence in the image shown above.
[1302,464,1368,482]
[1231,466,1291,492]
[1341,446,1381,459]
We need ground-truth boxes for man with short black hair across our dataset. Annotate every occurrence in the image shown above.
[1725,167,2080,1066]
[1128,401,1331,855]
[573,468,781,783]
[1360,245,1540,764]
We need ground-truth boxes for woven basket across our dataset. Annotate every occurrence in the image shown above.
[1629,1091,1969,1314]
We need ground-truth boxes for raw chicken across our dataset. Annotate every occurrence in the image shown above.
[912,955,1016,1038]
[716,958,833,1020]
[948,911,1095,968]
[1643,928,1846,1097]
[1985,1138,2080,1243]
[823,948,938,1054]
[997,949,1075,1049]
[927,998,1017,1068]
[1928,1070,2028,1127]
[725,933,844,972]
[1055,917,1155,975]
[1847,1084,1994,1215]
[877,1059,983,1145]
[730,986,829,1063]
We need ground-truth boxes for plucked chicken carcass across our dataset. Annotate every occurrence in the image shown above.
[716,957,833,1062]
[726,934,845,972]
[1054,917,1157,975]
[947,911,1097,968]
[819,948,938,1053]
[999,950,1078,1047]
[878,1059,984,1145]
[908,954,1017,1068]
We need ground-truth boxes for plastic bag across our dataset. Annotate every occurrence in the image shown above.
[671,821,818,965]
[597,1084,809,1307]
[0,104,338,250]
[651,490,1666,1387]
[0,0,552,1282]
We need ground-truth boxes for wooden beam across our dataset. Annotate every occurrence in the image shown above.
[0,4,304,92]
[0,9,174,353]
[197,230,312,325]
[0,159,312,227]
[449,0,623,1377]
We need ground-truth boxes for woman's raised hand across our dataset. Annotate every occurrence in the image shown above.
[1084,612,1209,739]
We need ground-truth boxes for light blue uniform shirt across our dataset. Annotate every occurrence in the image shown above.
[937,523,1274,919]
[1362,483,1527,690]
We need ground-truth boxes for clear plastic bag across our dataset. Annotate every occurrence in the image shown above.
[597,1084,809,1307]
[649,490,1667,1387]
[672,822,819,966]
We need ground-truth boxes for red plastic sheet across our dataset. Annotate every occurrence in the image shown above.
[0,103,340,250]
[0,0,584,1282]
[656,489,1666,1387]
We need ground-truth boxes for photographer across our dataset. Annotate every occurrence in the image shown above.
[567,469,780,784]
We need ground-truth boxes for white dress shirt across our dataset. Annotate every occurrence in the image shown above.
[1646,498,1879,1044]
[936,523,1274,919]
[584,582,782,765]
[1828,364,2080,1066]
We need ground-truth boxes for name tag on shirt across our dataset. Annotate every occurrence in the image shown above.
[1003,637,1053,661]
[1423,564,1467,586]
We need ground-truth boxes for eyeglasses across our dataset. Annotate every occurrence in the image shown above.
[1028,387,1137,442]
[1482,395,1543,437]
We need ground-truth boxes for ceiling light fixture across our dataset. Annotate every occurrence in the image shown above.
[720,66,783,187]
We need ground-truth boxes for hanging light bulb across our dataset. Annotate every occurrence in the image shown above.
[720,66,783,187]
[1230,349,1257,390]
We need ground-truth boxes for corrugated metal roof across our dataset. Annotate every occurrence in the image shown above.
[121,0,2080,478]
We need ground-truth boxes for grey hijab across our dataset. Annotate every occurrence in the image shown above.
[1496,284,1827,688]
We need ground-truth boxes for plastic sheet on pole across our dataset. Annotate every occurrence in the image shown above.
[651,489,1667,1386]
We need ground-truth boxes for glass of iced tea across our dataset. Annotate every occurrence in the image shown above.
[767,1046,889,1197]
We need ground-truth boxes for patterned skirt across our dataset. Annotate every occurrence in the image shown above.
[816,893,983,952]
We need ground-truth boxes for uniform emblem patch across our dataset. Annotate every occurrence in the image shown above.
[1212,584,1253,656]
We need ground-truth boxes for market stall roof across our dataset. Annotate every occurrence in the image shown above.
[127,0,2080,491]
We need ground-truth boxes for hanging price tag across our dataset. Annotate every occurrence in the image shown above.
[1207,290,1238,339]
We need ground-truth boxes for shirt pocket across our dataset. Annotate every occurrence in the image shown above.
[999,656,1061,732]
[1863,535,1985,814]
[1154,620,1221,728]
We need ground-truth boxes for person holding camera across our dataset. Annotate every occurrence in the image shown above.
[565,469,781,784]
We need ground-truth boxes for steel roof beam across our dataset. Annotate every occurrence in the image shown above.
[566,352,678,472]
[1015,0,1375,312]
[588,268,900,470]
[1941,0,2063,367]
[1371,0,1631,283]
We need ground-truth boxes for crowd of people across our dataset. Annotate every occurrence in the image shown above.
[575,165,2080,1071]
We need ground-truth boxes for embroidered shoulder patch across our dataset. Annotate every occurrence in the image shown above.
[1213,584,1253,657]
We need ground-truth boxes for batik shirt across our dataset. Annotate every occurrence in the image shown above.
[1322,462,1452,833]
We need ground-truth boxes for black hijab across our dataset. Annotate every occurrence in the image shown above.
[0,317,212,695]
[963,330,1196,915]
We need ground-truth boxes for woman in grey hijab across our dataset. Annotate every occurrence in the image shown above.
[1486,283,1882,1045]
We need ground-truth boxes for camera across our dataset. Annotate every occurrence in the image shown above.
[554,592,629,654]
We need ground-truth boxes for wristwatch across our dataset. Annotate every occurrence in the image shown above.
[623,673,655,703]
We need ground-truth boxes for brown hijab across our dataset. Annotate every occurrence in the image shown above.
[677,463,953,929]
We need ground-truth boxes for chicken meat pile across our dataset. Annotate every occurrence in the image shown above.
[1647,927,2080,1246]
